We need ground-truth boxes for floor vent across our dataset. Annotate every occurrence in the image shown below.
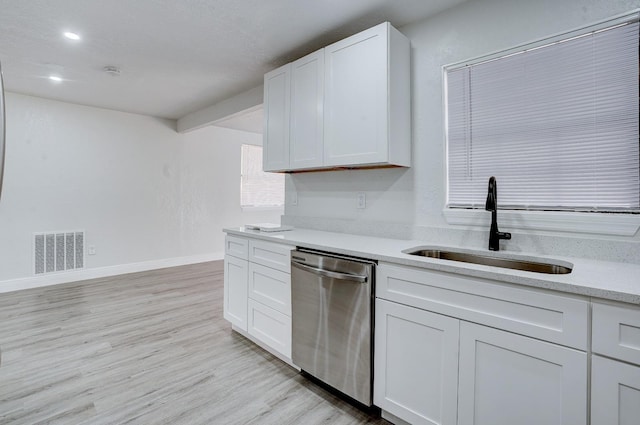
[34,231,84,275]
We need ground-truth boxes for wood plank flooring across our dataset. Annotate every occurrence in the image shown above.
[0,261,389,424]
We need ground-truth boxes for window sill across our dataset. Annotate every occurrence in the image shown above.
[443,208,640,237]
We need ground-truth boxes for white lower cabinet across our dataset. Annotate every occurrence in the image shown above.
[591,355,640,425]
[457,322,587,425]
[223,234,295,362]
[375,263,589,425]
[375,299,587,425]
[374,299,460,425]
[223,254,248,331]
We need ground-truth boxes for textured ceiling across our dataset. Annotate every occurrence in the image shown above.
[0,0,467,120]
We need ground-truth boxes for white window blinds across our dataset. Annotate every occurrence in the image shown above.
[446,17,639,212]
[240,144,284,208]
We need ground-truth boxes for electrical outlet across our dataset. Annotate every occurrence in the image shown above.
[88,245,96,255]
[291,192,298,206]
[357,193,366,209]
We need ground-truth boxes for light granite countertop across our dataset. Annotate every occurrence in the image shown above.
[224,227,640,305]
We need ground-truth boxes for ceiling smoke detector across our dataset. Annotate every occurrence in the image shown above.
[103,66,121,77]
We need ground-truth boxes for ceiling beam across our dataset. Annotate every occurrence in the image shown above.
[176,85,263,134]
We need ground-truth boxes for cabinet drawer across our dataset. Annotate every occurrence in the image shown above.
[377,263,589,350]
[248,299,291,359]
[225,235,248,260]
[248,262,291,315]
[593,302,640,366]
[248,240,294,272]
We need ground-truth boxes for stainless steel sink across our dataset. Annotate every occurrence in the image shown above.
[405,248,572,274]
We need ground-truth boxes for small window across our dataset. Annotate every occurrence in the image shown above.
[445,14,639,212]
[240,144,284,208]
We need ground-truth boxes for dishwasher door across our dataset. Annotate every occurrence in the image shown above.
[291,249,375,406]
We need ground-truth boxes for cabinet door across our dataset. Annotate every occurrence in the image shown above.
[324,23,388,166]
[374,299,460,425]
[592,355,640,425]
[458,322,587,425]
[223,255,248,331]
[263,63,290,172]
[290,50,324,170]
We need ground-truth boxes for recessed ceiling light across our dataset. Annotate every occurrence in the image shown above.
[49,75,63,82]
[63,31,80,41]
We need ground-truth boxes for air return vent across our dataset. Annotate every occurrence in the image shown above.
[34,231,84,275]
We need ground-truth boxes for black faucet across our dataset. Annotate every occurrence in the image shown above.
[485,176,511,251]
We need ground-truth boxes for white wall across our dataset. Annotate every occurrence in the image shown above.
[284,0,640,261]
[0,93,281,285]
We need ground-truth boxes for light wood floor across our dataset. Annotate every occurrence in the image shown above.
[0,261,389,424]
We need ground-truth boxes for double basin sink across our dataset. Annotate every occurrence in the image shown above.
[405,248,572,275]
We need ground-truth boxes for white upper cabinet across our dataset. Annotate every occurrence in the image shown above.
[262,22,410,172]
[289,50,324,170]
[263,64,291,172]
[324,22,410,168]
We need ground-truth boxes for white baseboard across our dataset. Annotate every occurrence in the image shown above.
[0,252,224,294]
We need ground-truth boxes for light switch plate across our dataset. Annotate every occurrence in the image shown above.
[357,193,366,209]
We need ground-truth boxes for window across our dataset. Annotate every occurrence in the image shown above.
[445,14,639,213]
[240,144,284,208]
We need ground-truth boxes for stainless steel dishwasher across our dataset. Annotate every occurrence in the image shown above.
[291,249,375,406]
